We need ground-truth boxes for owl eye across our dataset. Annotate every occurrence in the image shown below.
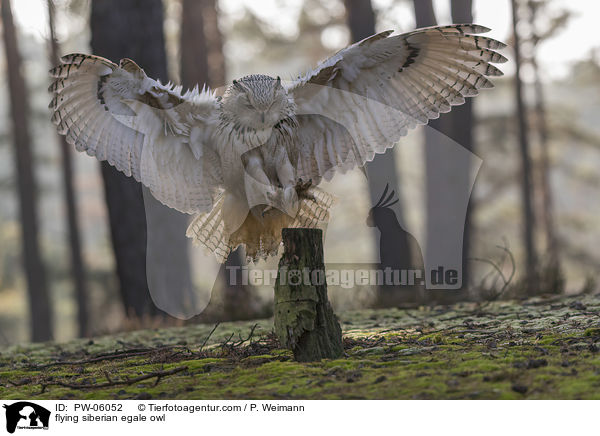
[244,101,254,109]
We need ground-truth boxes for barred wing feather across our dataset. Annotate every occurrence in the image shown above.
[289,24,507,183]
[49,53,223,214]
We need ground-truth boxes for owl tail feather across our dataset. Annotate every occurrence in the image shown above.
[186,186,335,263]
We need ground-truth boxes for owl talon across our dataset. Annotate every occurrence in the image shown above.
[295,178,312,192]
[295,178,314,201]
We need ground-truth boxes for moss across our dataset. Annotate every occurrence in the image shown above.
[584,328,600,337]
[418,333,445,344]
[1,294,599,399]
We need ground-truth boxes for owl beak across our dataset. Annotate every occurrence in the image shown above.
[261,112,265,123]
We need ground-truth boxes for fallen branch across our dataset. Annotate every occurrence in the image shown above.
[220,333,235,348]
[469,241,517,308]
[28,346,181,369]
[40,366,188,393]
[234,324,259,347]
[199,323,220,351]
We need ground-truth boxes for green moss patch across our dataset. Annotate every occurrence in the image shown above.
[0,295,599,399]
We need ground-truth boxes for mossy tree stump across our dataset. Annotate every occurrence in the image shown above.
[274,228,343,362]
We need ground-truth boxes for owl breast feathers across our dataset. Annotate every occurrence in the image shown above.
[49,24,506,263]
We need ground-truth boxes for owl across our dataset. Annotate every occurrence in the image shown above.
[49,24,506,263]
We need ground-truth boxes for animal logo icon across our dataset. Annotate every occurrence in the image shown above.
[3,402,50,434]
[367,184,424,271]
[367,184,424,306]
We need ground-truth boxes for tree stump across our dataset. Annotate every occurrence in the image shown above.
[274,228,343,362]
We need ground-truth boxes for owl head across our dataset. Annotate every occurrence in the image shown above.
[221,74,292,130]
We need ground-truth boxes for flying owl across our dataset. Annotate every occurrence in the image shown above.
[49,24,506,263]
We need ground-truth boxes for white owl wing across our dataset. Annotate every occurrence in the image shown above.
[287,24,507,183]
[49,54,223,214]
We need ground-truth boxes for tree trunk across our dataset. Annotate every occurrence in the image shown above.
[1,0,53,341]
[180,0,225,88]
[180,0,258,321]
[345,0,416,307]
[450,0,474,292]
[511,0,538,289]
[413,0,475,302]
[201,0,226,87]
[274,229,343,362]
[47,0,89,337]
[527,0,558,270]
[413,0,436,28]
[90,0,192,318]
[180,0,209,89]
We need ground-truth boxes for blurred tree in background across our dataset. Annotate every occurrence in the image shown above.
[345,0,420,308]
[525,0,569,289]
[47,0,89,337]
[511,0,538,291]
[412,0,475,303]
[1,0,53,341]
[180,0,260,321]
[90,0,192,320]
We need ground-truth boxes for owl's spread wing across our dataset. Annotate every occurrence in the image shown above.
[288,24,507,183]
[49,54,223,214]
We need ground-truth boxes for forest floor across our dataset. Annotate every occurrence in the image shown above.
[0,293,599,400]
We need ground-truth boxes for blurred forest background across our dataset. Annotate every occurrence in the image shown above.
[0,0,598,344]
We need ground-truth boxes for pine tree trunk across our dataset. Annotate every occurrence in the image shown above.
[450,0,474,293]
[511,0,538,290]
[345,0,416,307]
[274,229,343,362]
[414,1,445,305]
[90,0,192,318]
[201,0,226,87]
[47,0,89,337]
[180,0,258,322]
[527,1,559,270]
[413,0,475,302]
[180,0,209,89]
[1,0,53,341]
